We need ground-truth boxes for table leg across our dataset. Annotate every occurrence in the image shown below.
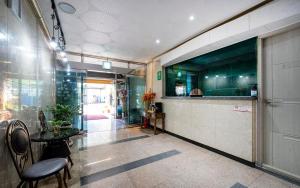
[154,118,157,135]
[162,117,165,133]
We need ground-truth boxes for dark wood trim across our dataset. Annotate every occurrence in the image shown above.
[150,126,255,167]
[66,51,147,65]
[152,0,274,60]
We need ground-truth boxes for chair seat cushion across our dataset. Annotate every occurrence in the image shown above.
[22,158,67,180]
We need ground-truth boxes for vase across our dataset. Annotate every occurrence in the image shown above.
[144,101,150,112]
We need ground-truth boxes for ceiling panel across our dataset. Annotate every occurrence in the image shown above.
[37,0,264,63]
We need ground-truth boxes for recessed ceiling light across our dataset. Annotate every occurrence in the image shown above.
[60,51,66,57]
[155,39,160,44]
[58,2,76,14]
[62,57,68,62]
[189,15,195,21]
[0,32,7,40]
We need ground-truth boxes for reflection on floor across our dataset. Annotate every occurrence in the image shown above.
[83,118,128,133]
[39,127,299,188]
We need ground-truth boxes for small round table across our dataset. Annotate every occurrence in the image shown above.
[31,128,79,166]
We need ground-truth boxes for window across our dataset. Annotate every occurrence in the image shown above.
[165,38,257,97]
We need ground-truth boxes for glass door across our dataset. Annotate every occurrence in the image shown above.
[127,76,145,124]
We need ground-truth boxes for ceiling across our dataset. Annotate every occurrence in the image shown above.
[37,0,264,63]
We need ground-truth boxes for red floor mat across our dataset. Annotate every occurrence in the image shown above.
[84,114,109,120]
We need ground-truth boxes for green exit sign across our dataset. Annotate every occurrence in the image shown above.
[157,71,162,80]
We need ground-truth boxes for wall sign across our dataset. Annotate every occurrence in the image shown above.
[157,71,162,80]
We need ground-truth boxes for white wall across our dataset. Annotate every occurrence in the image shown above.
[156,0,300,66]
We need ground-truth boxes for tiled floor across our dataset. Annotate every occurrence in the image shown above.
[39,127,299,188]
[83,118,127,133]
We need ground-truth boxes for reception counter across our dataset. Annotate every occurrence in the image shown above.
[161,96,257,100]
[155,97,257,164]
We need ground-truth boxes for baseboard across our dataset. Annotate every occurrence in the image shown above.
[259,164,300,185]
[149,125,255,168]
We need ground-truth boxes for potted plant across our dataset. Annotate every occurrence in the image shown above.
[48,104,80,128]
[142,90,156,112]
[51,120,63,135]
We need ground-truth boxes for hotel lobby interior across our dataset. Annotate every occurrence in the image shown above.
[0,0,300,187]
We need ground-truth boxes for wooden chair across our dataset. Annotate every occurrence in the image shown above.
[6,120,69,188]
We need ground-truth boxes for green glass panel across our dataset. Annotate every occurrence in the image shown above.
[56,71,86,129]
[165,37,257,96]
[127,77,145,124]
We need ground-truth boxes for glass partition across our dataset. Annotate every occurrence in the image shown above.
[165,38,257,96]
[127,76,145,124]
[56,71,86,130]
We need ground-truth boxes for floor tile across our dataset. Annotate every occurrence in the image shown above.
[37,125,299,188]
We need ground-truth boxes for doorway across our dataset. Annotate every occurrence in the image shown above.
[262,27,300,180]
[82,79,125,132]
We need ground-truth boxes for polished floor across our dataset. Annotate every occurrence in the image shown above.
[39,127,299,188]
[83,118,127,133]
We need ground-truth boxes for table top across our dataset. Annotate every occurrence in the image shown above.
[31,128,79,142]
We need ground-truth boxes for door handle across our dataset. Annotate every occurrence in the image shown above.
[264,99,273,104]
[264,99,300,105]
[264,99,282,106]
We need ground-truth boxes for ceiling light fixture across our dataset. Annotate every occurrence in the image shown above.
[49,0,66,52]
[60,50,66,57]
[102,58,112,70]
[0,32,6,40]
[189,15,195,21]
[155,39,160,44]
[50,37,57,49]
[58,2,76,14]
[62,57,68,62]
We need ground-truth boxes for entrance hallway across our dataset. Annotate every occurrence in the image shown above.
[39,127,300,188]
[83,118,127,133]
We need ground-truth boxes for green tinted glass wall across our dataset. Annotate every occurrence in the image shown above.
[56,70,86,129]
[165,38,257,96]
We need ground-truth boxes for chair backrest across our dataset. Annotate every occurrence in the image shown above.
[5,120,34,178]
[38,110,47,130]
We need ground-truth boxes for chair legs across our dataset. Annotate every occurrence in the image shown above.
[29,181,34,188]
[55,173,63,188]
[17,180,24,188]
[67,156,74,166]
[34,180,39,188]
[66,166,71,179]
[63,167,70,188]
